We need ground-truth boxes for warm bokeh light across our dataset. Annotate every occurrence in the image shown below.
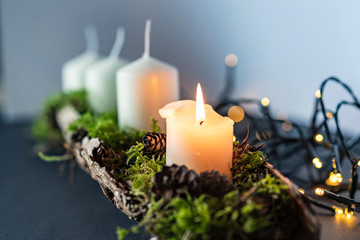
[225,54,238,67]
[326,112,333,119]
[196,83,206,125]
[329,173,338,184]
[315,188,325,196]
[315,162,322,168]
[335,208,356,226]
[336,173,343,183]
[261,97,270,107]
[314,134,324,143]
[228,106,245,122]
[233,135,236,142]
[281,121,293,131]
[335,208,344,215]
[298,188,305,195]
[276,110,288,120]
[357,160,360,166]
[345,208,353,217]
[315,89,321,98]
[326,172,342,186]
[312,158,323,168]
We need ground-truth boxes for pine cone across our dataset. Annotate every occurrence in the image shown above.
[152,165,199,202]
[198,171,235,198]
[152,164,235,203]
[141,132,166,157]
[92,144,126,179]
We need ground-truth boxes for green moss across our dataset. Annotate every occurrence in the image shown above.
[151,118,161,133]
[32,90,88,143]
[240,200,270,233]
[255,174,289,197]
[117,147,295,240]
[231,149,267,191]
[38,152,70,162]
[32,114,63,143]
[121,142,165,193]
[33,93,295,239]
[68,112,146,151]
[139,191,266,240]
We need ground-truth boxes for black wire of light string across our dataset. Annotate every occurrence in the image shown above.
[216,75,360,209]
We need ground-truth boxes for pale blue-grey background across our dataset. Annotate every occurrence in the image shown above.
[1,0,360,131]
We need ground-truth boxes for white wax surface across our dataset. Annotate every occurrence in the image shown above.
[117,56,179,131]
[62,51,100,92]
[159,100,234,179]
[85,57,129,114]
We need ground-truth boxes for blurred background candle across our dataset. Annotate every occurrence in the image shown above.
[84,27,129,114]
[116,20,179,131]
[159,83,234,179]
[62,25,101,92]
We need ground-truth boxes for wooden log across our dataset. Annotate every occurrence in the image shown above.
[265,162,320,240]
[56,106,320,238]
[56,106,147,220]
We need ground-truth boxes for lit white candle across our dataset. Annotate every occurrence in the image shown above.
[159,84,234,179]
[116,20,179,131]
[84,27,129,114]
[62,25,101,92]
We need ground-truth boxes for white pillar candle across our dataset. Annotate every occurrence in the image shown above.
[62,25,101,92]
[84,27,129,114]
[159,84,234,179]
[116,20,179,131]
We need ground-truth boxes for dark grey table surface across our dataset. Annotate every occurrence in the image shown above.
[0,123,359,240]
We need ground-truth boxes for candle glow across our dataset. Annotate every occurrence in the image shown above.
[159,85,234,179]
[196,83,206,126]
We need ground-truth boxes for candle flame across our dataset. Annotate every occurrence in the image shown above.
[196,83,206,125]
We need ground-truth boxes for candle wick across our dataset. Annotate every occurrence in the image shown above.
[200,121,205,126]
[143,19,151,58]
[109,27,125,58]
[84,24,99,53]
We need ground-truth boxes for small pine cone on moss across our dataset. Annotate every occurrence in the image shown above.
[152,164,235,203]
[92,144,126,179]
[141,132,166,157]
[152,164,199,202]
[198,171,235,198]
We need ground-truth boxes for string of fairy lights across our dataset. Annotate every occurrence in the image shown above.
[216,54,360,218]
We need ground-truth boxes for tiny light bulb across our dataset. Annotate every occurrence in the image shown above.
[315,188,325,196]
[336,173,343,183]
[326,112,333,119]
[312,158,323,168]
[314,134,324,143]
[315,90,321,98]
[347,213,351,219]
[298,188,305,195]
[336,208,343,215]
[233,136,236,142]
[357,160,360,167]
[315,162,323,168]
[329,173,338,184]
[261,97,270,107]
